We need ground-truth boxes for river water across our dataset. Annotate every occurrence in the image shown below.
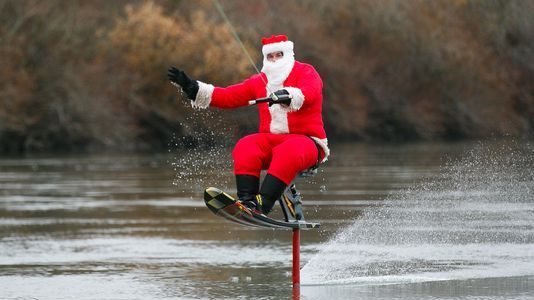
[0,141,533,299]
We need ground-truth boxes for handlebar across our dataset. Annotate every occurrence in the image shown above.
[248,96,272,106]
[248,95,292,106]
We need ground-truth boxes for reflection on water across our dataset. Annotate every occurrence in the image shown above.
[0,141,533,300]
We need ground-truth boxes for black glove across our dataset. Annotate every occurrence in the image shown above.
[167,66,199,100]
[269,89,292,107]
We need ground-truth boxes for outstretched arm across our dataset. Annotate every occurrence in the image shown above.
[168,66,257,109]
[209,77,257,109]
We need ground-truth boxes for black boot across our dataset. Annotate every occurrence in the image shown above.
[235,174,259,203]
[257,174,287,215]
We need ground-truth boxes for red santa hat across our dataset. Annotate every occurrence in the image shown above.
[261,34,294,56]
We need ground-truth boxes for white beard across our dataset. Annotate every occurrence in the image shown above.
[261,51,295,134]
[261,52,295,93]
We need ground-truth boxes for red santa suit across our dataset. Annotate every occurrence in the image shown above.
[191,35,329,185]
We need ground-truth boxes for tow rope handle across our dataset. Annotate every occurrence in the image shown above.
[248,94,293,106]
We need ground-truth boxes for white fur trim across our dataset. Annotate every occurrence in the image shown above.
[310,137,330,163]
[284,87,304,111]
[262,41,294,56]
[269,98,290,134]
[265,84,289,133]
[191,81,213,109]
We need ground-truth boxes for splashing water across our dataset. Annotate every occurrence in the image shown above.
[168,109,236,194]
[302,141,534,285]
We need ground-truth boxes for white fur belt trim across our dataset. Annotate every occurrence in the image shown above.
[191,81,214,109]
[267,84,288,133]
[310,137,330,163]
[269,103,289,133]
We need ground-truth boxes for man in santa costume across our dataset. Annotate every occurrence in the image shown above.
[168,34,329,215]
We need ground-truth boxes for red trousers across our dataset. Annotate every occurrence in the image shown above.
[232,133,320,185]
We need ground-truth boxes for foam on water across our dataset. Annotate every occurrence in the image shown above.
[302,142,534,285]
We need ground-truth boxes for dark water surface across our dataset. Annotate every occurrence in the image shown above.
[0,141,533,299]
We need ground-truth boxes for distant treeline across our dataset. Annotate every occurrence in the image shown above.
[1,0,533,153]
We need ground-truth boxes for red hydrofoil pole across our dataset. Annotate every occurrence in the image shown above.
[292,228,300,287]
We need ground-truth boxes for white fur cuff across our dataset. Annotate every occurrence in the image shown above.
[310,137,330,163]
[284,87,305,111]
[192,81,214,109]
